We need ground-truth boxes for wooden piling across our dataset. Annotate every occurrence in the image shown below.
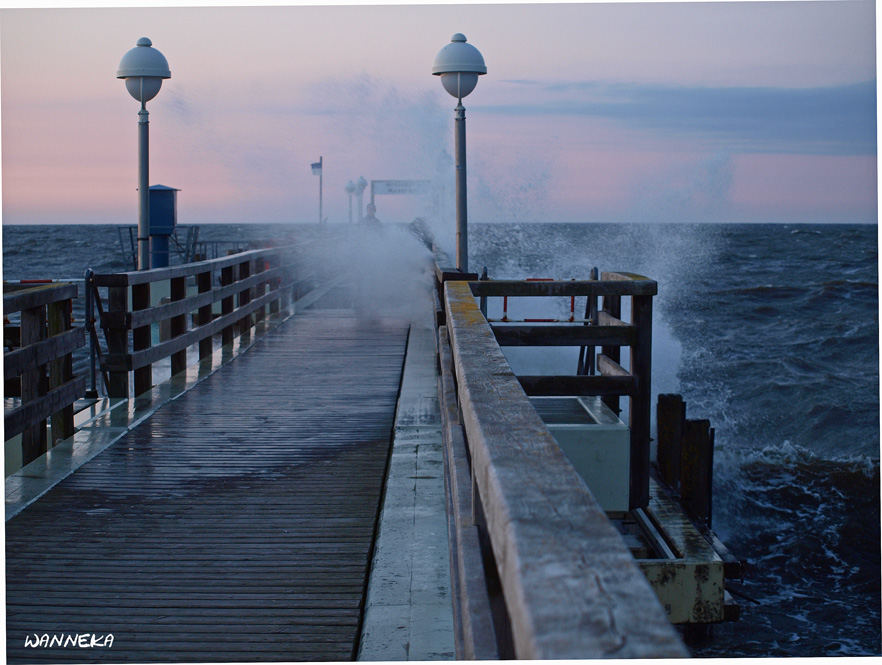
[680,419,715,527]
[657,394,685,491]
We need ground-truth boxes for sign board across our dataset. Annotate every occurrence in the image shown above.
[370,180,432,196]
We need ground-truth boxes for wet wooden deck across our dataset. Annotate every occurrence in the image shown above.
[6,310,409,662]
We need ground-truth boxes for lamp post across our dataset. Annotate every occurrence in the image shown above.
[311,157,324,224]
[355,176,368,222]
[433,33,485,274]
[345,180,356,223]
[117,38,171,271]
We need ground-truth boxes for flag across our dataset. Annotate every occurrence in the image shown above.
[311,160,322,175]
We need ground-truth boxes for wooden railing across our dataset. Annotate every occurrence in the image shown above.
[436,275,686,659]
[4,282,86,466]
[470,273,656,509]
[91,247,300,399]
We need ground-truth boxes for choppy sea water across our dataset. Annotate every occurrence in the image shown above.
[3,221,879,657]
[470,222,880,658]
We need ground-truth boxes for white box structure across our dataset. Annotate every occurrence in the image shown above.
[531,396,630,512]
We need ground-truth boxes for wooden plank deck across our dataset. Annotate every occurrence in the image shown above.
[6,310,409,662]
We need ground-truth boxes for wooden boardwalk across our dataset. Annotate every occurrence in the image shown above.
[6,310,409,662]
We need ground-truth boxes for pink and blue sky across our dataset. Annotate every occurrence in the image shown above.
[0,1,877,226]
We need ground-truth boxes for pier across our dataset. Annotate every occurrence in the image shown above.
[4,232,737,661]
[7,311,408,661]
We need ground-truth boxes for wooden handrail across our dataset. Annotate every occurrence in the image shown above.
[469,276,658,298]
[468,272,654,508]
[4,282,78,312]
[491,322,636,347]
[92,247,286,287]
[4,328,84,380]
[100,283,292,373]
[3,282,84,466]
[99,267,287,330]
[92,247,297,398]
[517,373,636,397]
[441,279,685,659]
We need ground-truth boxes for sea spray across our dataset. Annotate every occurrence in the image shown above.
[295,221,434,322]
[303,74,456,238]
[470,221,725,434]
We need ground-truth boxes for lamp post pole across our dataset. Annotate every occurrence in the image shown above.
[433,34,486,274]
[138,104,150,271]
[117,37,171,270]
[454,99,468,273]
[345,180,356,223]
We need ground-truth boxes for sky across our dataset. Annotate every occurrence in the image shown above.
[0,0,877,226]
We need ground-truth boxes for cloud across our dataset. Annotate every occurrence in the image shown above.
[486,80,877,156]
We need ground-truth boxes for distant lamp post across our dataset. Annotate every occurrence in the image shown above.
[311,157,324,224]
[433,33,486,273]
[355,176,368,222]
[345,180,356,223]
[117,37,171,271]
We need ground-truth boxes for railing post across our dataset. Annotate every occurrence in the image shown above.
[254,258,266,326]
[197,269,213,360]
[107,286,129,398]
[268,255,280,317]
[600,294,621,415]
[88,247,293,398]
[479,266,488,317]
[577,267,599,376]
[84,270,99,398]
[629,293,653,510]
[221,265,235,347]
[278,259,291,315]
[238,258,252,339]
[20,304,47,465]
[170,276,187,376]
[132,283,152,397]
[48,298,75,444]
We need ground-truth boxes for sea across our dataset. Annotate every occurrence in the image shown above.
[2,221,880,658]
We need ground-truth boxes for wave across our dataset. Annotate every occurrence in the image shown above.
[724,439,879,476]
[709,284,807,299]
[707,439,880,657]
[819,279,878,290]
[710,280,878,302]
